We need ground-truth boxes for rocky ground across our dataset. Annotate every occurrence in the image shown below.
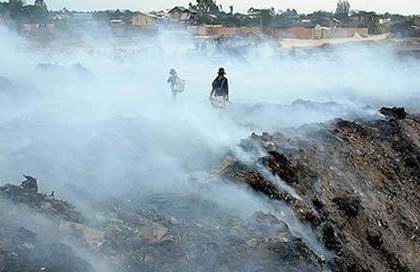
[216,107,420,271]
[0,107,419,272]
[0,177,92,272]
[0,177,325,272]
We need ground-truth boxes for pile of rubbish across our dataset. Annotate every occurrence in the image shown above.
[1,107,419,272]
[216,107,420,271]
[92,195,325,272]
[0,177,91,272]
[0,177,325,271]
[0,176,84,224]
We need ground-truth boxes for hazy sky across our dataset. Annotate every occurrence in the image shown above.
[48,0,420,15]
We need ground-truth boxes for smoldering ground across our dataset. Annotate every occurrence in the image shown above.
[0,26,420,271]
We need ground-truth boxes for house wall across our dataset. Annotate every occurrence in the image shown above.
[208,26,260,36]
[132,15,155,27]
[266,27,313,39]
[22,23,55,33]
[189,25,260,36]
[321,28,369,39]
[313,26,325,39]
[22,24,38,32]
[169,11,192,22]
[191,25,369,40]
[414,16,420,27]
[350,14,380,28]
[268,26,369,40]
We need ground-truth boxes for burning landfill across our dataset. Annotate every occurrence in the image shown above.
[1,2,420,272]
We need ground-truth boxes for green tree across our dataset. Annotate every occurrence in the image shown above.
[8,0,25,19]
[34,0,47,11]
[248,7,275,29]
[335,0,350,23]
[188,0,221,25]
[190,0,219,14]
[273,9,301,28]
[336,0,350,15]
[0,2,8,14]
[9,0,25,8]
[8,0,25,11]
[21,4,48,23]
[308,10,333,27]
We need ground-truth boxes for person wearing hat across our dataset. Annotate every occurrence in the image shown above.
[209,67,229,108]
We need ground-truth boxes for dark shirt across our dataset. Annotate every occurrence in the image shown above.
[212,75,229,98]
[167,75,178,90]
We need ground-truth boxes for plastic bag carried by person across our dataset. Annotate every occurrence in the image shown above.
[210,96,227,110]
[173,77,186,93]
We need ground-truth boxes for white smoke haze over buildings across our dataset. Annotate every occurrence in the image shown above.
[48,0,420,15]
[0,25,418,196]
[0,26,419,204]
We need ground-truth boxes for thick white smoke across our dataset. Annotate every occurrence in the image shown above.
[0,25,420,271]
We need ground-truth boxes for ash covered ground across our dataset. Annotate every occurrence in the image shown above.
[0,28,420,272]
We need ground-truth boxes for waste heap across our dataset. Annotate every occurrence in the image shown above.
[216,107,420,271]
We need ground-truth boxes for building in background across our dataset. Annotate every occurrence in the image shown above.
[132,12,157,27]
[267,26,314,39]
[70,12,95,27]
[313,25,369,39]
[349,11,381,33]
[168,6,196,23]
[189,25,260,36]
[411,16,420,37]
[414,16,420,27]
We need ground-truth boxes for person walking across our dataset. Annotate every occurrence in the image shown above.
[209,67,229,109]
[167,69,185,100]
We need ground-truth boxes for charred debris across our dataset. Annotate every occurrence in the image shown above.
[217,107,420,271]
[1,107,419,271]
